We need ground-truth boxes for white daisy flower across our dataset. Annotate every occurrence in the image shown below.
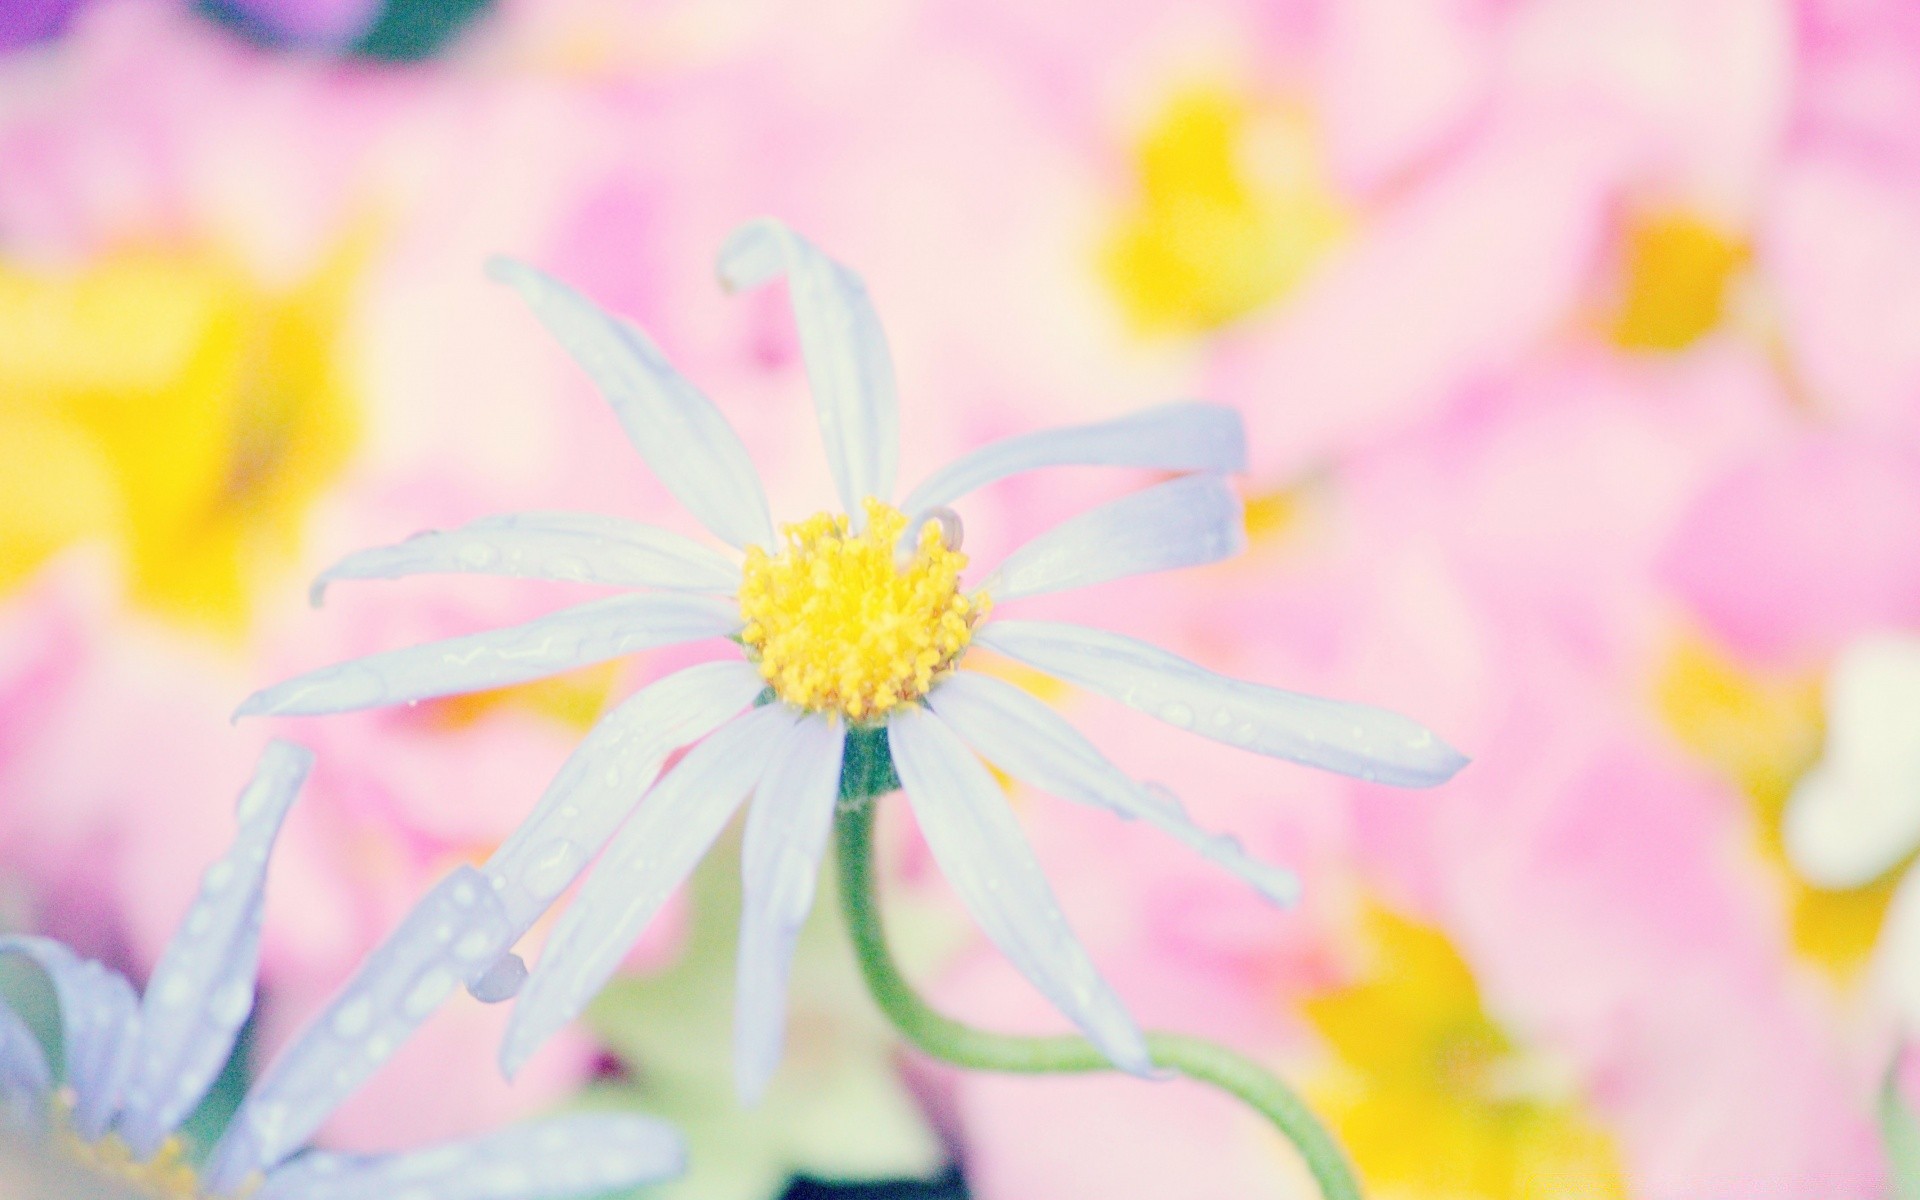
[0,741,684,1199]
[237,219,1467,1102]
[1784,634,1920,1021]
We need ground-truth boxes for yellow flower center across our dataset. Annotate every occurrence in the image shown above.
[38,1091,232,1199]
[738,499,987,722]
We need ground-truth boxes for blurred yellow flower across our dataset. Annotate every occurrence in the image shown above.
[1608,212,1747,352]
[0,243,361,634]
[1655,636,1894,976]
[1303,905,1625,1200]
[1105,86,1348,334]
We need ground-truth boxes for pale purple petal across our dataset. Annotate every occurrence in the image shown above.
[929,672,1297,906]
[254,1114,685,1200]
[502,705,798,1078]
[978,621,1468,787]
[203,867,515,1193]
[310,512,740,605]
[0,939,138,1140]
[116,742,312,1158]
[733,714,845,1102]
[235,593,740,719]
[488,258,774,550]
[887,707,1150,1074]
[718,219,899,519]
[901,402,1248,516]
[0,1000,50,1132]
[985,475,1245,603]
[482,660,767,943]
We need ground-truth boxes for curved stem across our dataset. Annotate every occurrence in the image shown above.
[834,797,1362,1200]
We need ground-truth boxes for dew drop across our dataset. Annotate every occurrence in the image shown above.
[330,995,374,1038]
[201,860,238,893]
[523,839,584,901]
[468,953,528,1004]
[403,968,457,1018]
[457,542,497,569]
[1158,702,1196,729]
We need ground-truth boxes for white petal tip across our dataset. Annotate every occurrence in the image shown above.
[307,577,331,608]
[715,218,783,293]
[231,695,268,723]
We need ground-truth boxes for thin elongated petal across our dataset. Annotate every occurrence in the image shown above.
[203,867,515,1193]
[502,705,798,1078]
[929,672,1297,905]
[734,714,845,1102]
[489,258,774,549]
[902,402,1248,515]
[0,1000,51,1131]
[116,743,313,1158]
[255,1114,685,1200]
[310,512,741,605]
[987,475,1245,603]
[483,660,767,939]
[235,593,740,719]
[887,708,1151,1074]
[718,219,899,518]
[978,621,1468,788]
[0,938,138,1139]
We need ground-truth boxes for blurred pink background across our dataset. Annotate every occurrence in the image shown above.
[3,1,1918,1197]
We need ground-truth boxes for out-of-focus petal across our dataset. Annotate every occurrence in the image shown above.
[0,1000,51,1131]
[734,714,845,1102]
[929,672,1297,906]
[901,402,1248,516]
[254,1114,686,1200]
[718,219,899,521]
[985,475,1244,603]
[887,707,1151,1074]
[310,512,741,605]
[1877,866,1920,1031]
[235,593,740,718]
[0,938,138,1140]
[203,867,515,1193]
[483,660,767,940]
[1784,636,1920,888]
[488,258,774,550]
[116,742,312,1158]
[502,705,798,1078]
[978,621,1467,788]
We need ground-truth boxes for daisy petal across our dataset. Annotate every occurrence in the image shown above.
[901,402,1248,515]
[483,660,767,939]
[718,219,899,518]
[488,258,774,549]
[116,742,313,1158]
[978,621,1468,788]
[929,673,1298,906]
[0,938,138,1140]
[310,512,741,605]
[204,867,515,1192]
[0,999,51,1131]
[502,705,799,1078]
[986,475,1245,602]
[255,1113,685,1200]
[235,593,740,719]
[734,714,845,1103]
[887,707,1151,1074]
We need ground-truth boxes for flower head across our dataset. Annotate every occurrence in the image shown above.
[239,218,1467,1102]
[0,741,684,1199]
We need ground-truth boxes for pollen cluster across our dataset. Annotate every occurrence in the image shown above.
[50,1091,210,1199]
[739,499,986,721]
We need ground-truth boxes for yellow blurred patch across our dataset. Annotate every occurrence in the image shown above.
[0,241,362,634]
[1654,635,1894,976]
[1609,212,1747,352]
[1104,86,1347,334]
[1302,905,1626,1200]
[423,660,621,732]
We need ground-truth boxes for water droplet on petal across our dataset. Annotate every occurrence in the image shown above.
[468,953,528,1004]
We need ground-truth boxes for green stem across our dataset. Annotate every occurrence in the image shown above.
[834,796,1362,1200]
